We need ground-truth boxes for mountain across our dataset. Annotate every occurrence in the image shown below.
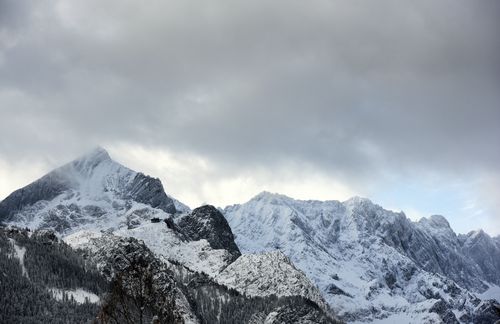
[0,148,336,323]
[0,226,339,323]
[77,232,340,324]
[0,147,235,273]
[4,147,498,323]
[224,192,500,323]
[0,147,176,231]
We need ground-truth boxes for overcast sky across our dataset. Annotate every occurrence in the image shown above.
[1,0,499,235]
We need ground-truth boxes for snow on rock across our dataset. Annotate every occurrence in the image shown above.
[2,148,232,278]
[216,250,328,312]
[76,233,201,322]
[224,191,500,323]
[65,224,233,278]
[64,230,103,249]
[0,149,345,323]
[351,308,441,324]
[171,197,191,214]
[1,147,179,233]
[49,288,100,304]
[114,223,232,277]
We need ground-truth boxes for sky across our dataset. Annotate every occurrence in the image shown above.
[0,0,499,235]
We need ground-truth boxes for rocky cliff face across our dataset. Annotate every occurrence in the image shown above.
[460,230,500,286]
[175,205,241,262]
[224,192,500,323]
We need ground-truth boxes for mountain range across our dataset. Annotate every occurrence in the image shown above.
[0,148,499,323]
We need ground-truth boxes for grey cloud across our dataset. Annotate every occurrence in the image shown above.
[0,0,499,227]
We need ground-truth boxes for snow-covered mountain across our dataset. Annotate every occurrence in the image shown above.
[0,148,235,275]
[3,148,499,323]
[224,192,500,323]
[0,147,177,231]
[0,148,335,323]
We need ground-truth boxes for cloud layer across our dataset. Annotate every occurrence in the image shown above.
[1,0,499,234]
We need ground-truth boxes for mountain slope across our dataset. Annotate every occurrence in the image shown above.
[224,192,500,323]
[0,147,176,231]
[0,227,106,324]
[0,148,237,274]
[75,231,340,323]
[216,251,329,312]
[0,149,337,323]
[460,230,500,286]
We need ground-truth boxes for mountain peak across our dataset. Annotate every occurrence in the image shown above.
[0,147,178,223]
[420,214,451,229]
[64,147,120,181]
[343,196,373,207]
[467,229,489,240]
[252,191,290,202]
[72,146,111,166]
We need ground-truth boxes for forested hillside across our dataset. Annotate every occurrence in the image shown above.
[0,228,106,324]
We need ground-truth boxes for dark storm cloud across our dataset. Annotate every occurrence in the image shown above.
[0,0,499,225]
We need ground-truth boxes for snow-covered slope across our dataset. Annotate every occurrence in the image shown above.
[65,224,232,277]
[216,251,329,312]
[75,232,339,323]
[0,148,239,279]
[224,192,500,323]
[0,149,331,320]
[0,147,177,232]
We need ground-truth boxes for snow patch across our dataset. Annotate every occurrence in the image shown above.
[8,238,28,279]
[479,283,500,302]
[64,230,103,249]
[49,288,100,304]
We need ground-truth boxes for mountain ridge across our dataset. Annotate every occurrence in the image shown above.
[0,148,338,323]
[1,149,499,323]
[224,191,500,323]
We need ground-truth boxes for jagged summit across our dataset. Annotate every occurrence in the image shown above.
[418,214,452,229]
[0,147,177,226]
[250,191,376,209]
[429,214,450,226]
[252,191,291,201]
[468,229,488,239]
[52,146,133,192]
[78,146,111,161]
[71,146,112,171]
[342,195,373,206]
